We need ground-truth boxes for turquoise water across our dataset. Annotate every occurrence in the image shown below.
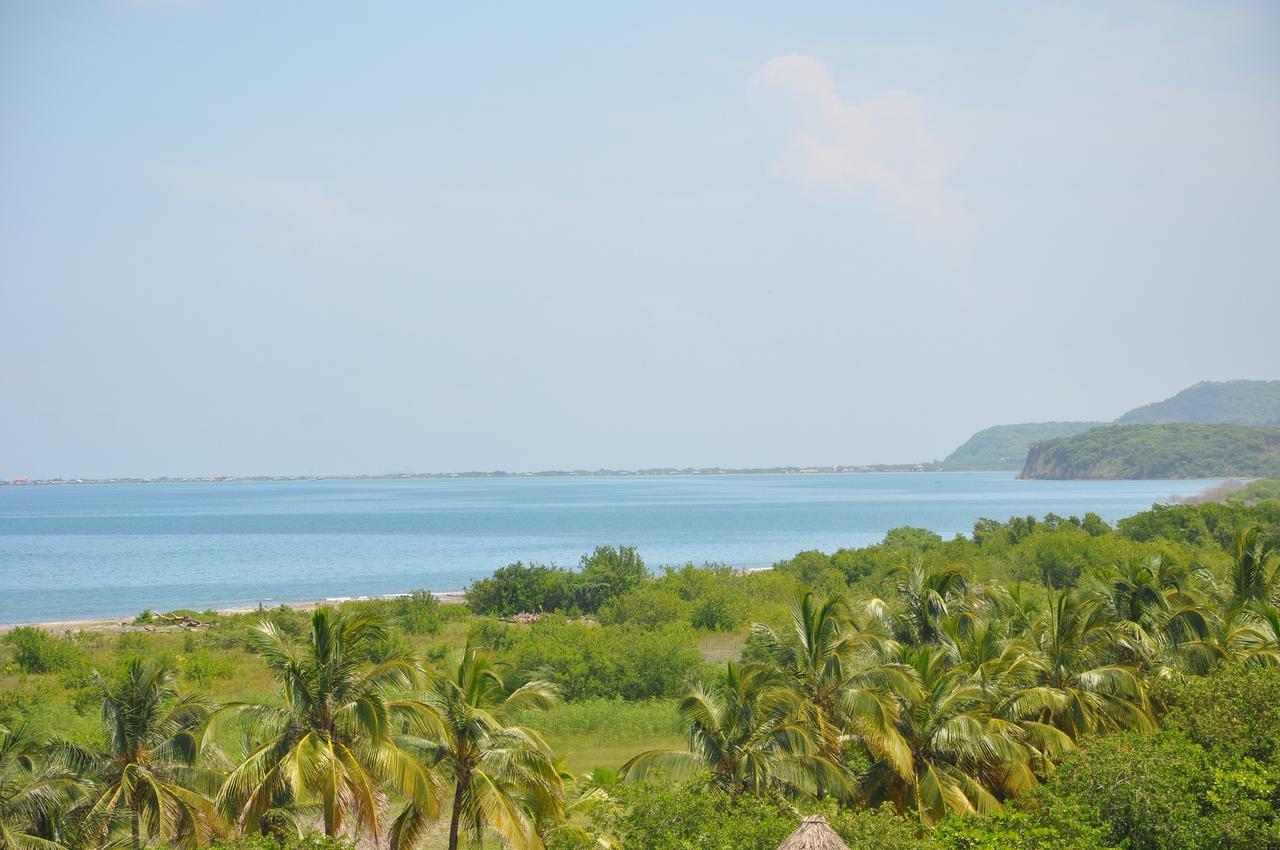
[0,473,1217,624]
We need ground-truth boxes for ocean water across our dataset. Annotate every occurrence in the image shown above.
[0,473,1218,624]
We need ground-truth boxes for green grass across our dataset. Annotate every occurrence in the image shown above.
[518,698,685,774]
[697,629,747,663]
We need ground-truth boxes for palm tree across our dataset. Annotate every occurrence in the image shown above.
[215,607,440,842]
[1229,526,1279,607]
[528,760,617,850]
[859,646,1048,825]
[77,659,221,850]
[621,661,838,798]
[0,724,85,850]
[394,647,563,850]
[1024,590,1154,738]
[889,561,969,646]
[1085,556,1214,676]
[751,593,915,785]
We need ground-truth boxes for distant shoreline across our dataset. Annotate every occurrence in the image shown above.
[0,589,472,634]
[0,464,937,487]
[0,569,789,633]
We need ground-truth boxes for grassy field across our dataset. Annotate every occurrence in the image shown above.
[0,606,719,776]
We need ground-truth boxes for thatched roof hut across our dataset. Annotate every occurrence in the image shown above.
[776,815,850,850]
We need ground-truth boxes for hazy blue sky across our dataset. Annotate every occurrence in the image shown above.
[2,2,1278,478]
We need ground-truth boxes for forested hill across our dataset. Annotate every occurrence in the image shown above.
[941,422,1102,470]
[1116,379,1280,426]
[1020,423,1280,480]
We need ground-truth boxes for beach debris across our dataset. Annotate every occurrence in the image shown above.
[499,612,544,624]
[153,612,205,629]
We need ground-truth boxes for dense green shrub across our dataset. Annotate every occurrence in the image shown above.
[603,778,798,850]
[467,562,574,615]
[180,649,234,685]
[1118,500,1280,550]
[934,798,1115,850]
[598,587,688,628]
[882,526,945,552]
[690,589,744,631]
[467,546,648,616]
[572,545,648,612]
[347,589,451,635]
[1041,731,1210,850]
[1037,729,1280,850]
[208,834,357,850]
[505,620,705,701]
[466,618,516,651]
[773,550,849,591]
[1153,663,1280,763]
[3,627,86,674]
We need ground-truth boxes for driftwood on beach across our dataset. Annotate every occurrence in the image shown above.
[152,612,204,629]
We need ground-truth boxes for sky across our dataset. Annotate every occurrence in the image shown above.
[1,2,1278,478]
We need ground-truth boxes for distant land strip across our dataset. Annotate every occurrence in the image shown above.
[0,462,938,486]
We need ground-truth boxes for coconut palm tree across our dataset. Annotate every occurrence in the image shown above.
[528,760,617,850]
[1173,604,1280,673]
[1228,526,1279,607]
[859,646,1049,825]
[621,661,838,799]
[215,607,440,842]
[76,659,221,850]
[0,724,85,850]
[1025,590,1153,738]
[750,593,915,784]
[393,647,563,850]
[1083,556,1220,679]
[896,561,970,645]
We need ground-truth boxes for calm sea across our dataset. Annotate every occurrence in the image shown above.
[0,473,1217,624]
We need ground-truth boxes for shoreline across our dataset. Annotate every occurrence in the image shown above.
[0,568,783,634]
[0,589,470,635]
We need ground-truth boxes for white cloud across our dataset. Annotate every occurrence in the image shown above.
[752,54,969,239]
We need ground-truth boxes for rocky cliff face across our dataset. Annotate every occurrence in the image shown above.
[1018,441,1099,479]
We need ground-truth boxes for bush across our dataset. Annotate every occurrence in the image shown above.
[3,627,86,674]
[830,805,937,849]
[604,778,797,850]
[467,562,576,616]
[467,619,516,652]
[506,620,705,701]
[208,834,357,850]
[572,546,648,612]
[1153,663,1280,764]
[882,526,944,552]
[377,590,446,635]
[1039,730,1251,850]
[598,588,687,628]
[181,649,234,685]
[467,547,651,617]
[690,590,744,631]
[772,551,847,592]
[934,797,1115,850]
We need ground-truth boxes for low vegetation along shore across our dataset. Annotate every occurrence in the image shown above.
[4,490,1280,850]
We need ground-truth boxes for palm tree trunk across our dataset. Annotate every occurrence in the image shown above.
[131,809,141,850]
[447,775,468,850]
